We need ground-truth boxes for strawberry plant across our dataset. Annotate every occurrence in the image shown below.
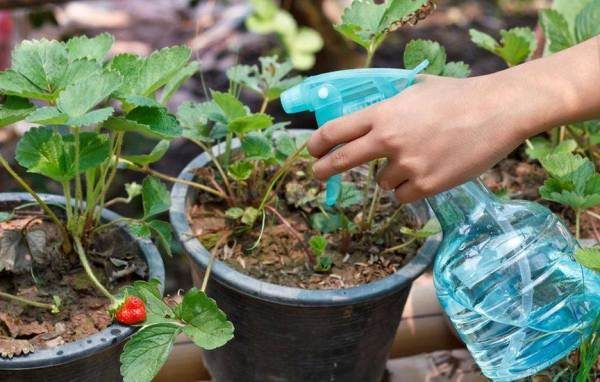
[175,0,449,286]
[246,0,324,70]
[0,34,233,381]
[471,0,600,163]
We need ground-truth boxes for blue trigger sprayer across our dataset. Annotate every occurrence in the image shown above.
[281,60,429,206]
[281,63,600,381]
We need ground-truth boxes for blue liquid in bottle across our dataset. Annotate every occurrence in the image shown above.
[429,180,600,381]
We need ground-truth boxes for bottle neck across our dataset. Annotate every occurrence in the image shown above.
[426,180,495,231]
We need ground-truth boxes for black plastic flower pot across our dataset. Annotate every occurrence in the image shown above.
[0,193,165,382]
[170,129,440,382]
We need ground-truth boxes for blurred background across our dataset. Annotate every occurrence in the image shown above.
[0,0,546,294]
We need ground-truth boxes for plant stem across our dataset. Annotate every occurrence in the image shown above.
[376,206,403,235]
[366,184,381,227]
[104,197,130,208]
[95,132,124,222]
[73,236,115,303]
[575,208,582,240]
[365,45,375,68]
[72,126,83,227]
[0,153,71,251]
[190,138,233,198]
[259,96,269,114]
[361,160,377,229]
[258,142,308,211]
[382,238,416,254]
[62,181,74,230]
[201,233,230,292]
[128,164,227,199]
[0,290,58,312]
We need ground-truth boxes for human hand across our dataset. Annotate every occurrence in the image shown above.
[306,74,527,203]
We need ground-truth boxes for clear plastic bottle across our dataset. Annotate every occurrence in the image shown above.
[430,180,600,381]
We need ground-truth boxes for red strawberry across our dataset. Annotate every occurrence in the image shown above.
[115,296,146,325]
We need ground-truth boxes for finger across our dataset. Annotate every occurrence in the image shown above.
[312,135,382,180]
[394,180,430,203]
[307,110,372,158]
[376,159,410,190]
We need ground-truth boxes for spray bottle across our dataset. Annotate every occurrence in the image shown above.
[281,62,600,381]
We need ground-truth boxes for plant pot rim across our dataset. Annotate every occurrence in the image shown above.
[170,128,440,307]
[0,192,165,370]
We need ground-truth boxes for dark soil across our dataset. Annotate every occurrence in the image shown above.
[189,159,425,290]
[0,204,146,358]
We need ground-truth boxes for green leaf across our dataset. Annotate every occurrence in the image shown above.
[159,61,200,105]
[540,153,594,191]
[225,207,244,219]
[228,160,253,181]
[56,58,103,90]
[286,28,324,70]
[227,64,259,90]
[241,132,273,160]
[257,56,303,100]
[574,247,600,271]
[177,101,224,142]
[540,9,574,53]
[25,107,67,125]
[11,39,68,94]
[125,95,162,108]
[142,177,170,218]
[66,33,114,62]
[400,218,441,238]
[123,140,170,166]
[314,255,333,273]
[442,61,471,78]
[526,137,577,160]
[120,323,180,382]
[246,0,296,35]
[310,212,343,233]
[0,96,34,127]
[57,70,122,118]
[308,235,327,256]
[335,0,429,50]
[469,29,498,52]
[106,106,182,140]
[16,127,70,181]
[148,220,173,257]
[63,132,111,171]
[554,0,591,34]
[337,182,363,208]
[14,128,107,181]
[241,207,260,226]
[126,221,152,238]
[575,0,600,42]
[108,46,192,97]
[0,70,53,100]
[404,39,446,75]
[228,113,273,135]
[497,28,536,66]
[68,107,114,127]
[212,91,247,120]
[470,27,536,66]
[178,289,234,350]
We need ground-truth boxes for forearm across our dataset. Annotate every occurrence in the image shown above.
[490,36,600,140]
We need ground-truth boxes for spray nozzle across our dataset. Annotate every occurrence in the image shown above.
[281,60,429,206]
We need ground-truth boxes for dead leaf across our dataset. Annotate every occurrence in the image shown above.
[0,230,29,272]
[18,321,47,337]
[0,313,20,337]
[0,337,34,358]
